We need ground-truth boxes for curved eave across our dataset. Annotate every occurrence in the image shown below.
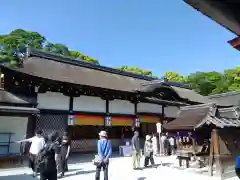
[183,0,240,36]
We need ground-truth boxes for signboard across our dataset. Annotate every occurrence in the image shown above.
[105,116,112,127]
[68,115,75,125]
[156,122,162,133]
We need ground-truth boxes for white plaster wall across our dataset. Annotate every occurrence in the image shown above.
[37,92,70,110]
[0,116,28,154]
[109,100,134,114]
[73,96,106,112]
[164,106,179,118]
[137,103,162,113]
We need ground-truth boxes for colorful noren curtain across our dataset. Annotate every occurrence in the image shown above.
[111,117,133,126]
[74,115,104,126]
[139,115,160,123]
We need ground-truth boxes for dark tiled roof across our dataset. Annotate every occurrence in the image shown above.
[208,91,240,106]
[3,50,153,92]
[1,50,195,95]
[1,49,214,106]
[137,81,227,105]
[218,106,240,119]
[163,104,212,130]
[163,103,240,131]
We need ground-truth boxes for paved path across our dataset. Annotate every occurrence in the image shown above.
[0,155,238,180]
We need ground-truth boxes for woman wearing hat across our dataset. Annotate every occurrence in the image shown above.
[95,130,112,180]
[144,135,155,167]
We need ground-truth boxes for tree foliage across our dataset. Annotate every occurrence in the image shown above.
[118,66,153,77]
[0,29,99,65]
[1,29,240,96]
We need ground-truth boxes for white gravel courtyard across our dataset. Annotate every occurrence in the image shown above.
[0,155,238,180]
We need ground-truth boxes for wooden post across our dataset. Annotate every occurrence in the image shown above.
[192,137,196,160]
[212,129,222,178]
[208,129,214,176]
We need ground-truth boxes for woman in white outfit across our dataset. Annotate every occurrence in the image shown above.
[151,133,158,156]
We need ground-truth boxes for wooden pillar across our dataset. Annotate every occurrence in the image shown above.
[105,99,110,128]
[134,102,139,131]
[209,129,222,177]
[134,102,137,115]
[106,99,109,115]
[161,105,165,123]
[208,129,214,176]
[69,97,74,112]
[66,96,74,132]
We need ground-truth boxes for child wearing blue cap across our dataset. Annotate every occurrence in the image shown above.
[236,156,240,178]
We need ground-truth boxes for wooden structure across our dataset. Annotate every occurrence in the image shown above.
[163,103,240,179]
[183,0,240,50]
[183,0,240,35]
[0,49,224,152]
[0,49,194,152]
[0,88,39,167]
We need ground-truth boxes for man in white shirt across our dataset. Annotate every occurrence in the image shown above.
[17,129,45,176]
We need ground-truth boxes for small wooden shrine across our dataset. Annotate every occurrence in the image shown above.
[163,103,240,179]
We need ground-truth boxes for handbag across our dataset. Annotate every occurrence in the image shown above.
[93,140,108,165]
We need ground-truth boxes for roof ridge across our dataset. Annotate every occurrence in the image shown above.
[28,49,157,81]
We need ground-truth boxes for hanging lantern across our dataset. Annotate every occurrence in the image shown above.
[68,115,75,125]
[134,116,140,128]
[105,116,112,127]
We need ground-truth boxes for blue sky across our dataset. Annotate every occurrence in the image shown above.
[1,0,239,77]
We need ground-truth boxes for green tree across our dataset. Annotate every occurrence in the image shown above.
[70,50,99,64]
[119,66,156,77]
[185,71,224,95]
[0,29,46,66]
[45,43,71,57]
[223,67,240,91]
[0,28,100,66]
[165,72,185,82]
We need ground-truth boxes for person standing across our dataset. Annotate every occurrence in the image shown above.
[151,133,158,156]
[169,136,175,155]
[59,132,71,178]
[16,129,45,177]
[132,131,141,170]
[95,130,112,180]
[38,132,58,180]
[161,133,167,156]
[51,132,61,177]
[144,135,155,167]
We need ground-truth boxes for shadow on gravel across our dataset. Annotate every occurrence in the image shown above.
[137,177,146,180]
[0,174,35,180]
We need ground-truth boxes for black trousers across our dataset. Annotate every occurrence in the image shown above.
[236,168,240,179]
[60,157,68,175]
[144,152,155,167]
[40,170,57,180]
[95,162,109,180]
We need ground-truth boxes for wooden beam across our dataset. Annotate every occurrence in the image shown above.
[228,36,240,51]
